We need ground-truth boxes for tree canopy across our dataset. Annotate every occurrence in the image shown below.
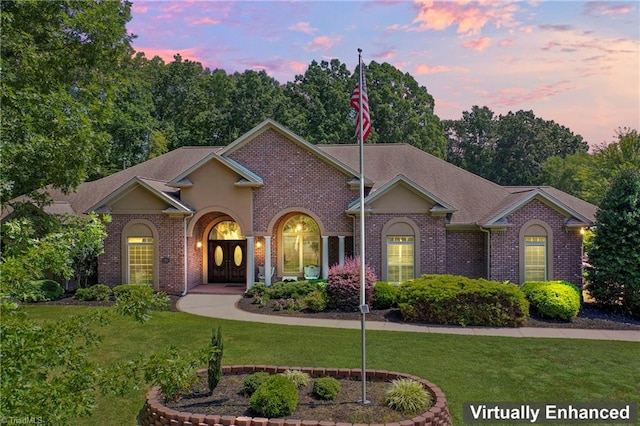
[0,0,134,204]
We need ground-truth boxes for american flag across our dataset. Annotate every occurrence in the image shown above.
[350,65,371,142]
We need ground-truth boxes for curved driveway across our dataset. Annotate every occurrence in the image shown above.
[177,294,640,342]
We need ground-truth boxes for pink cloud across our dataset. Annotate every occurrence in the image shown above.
[305,36,342,52]
[135,46,208,66]
[189,17,221,26]
[498,38,514,47]
[289,22,317,34]
[414,64,469,75]
[461,36,491,51]
[490,80,576,107]
[584,2,635,16]
[411,0,519,35]
[132,3,149,14]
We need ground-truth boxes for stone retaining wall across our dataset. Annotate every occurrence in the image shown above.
[139,365,451,426]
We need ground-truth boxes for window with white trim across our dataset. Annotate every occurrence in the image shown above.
[387,236,414,283]
[281,214,320,275]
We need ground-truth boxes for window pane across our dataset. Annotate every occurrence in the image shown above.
[387,236,414,283]
[525,237,547,281]
[210,221,241,240]
[128,237,154,285]
[282,215,320,274]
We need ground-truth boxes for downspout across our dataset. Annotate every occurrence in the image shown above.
[182,213,194,296]
[480,226,491,280]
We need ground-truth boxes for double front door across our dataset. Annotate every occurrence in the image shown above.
[208,240,246,283]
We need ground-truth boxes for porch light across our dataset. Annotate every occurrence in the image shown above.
[580,227,586,235]
[196,241,202,249]
[256,240,262,248]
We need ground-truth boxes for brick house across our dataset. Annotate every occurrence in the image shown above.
[36,120,597,294]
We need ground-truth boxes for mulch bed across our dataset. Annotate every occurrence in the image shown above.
[165,373,413,423]
[236,296,640,330]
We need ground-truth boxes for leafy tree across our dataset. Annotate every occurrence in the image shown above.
[541,128,639,205]
[444,105,497,176]
[0,293,195,424]
[282,59,353,143]
[491,110,588,185]
[366,61,447,157]
[586,168,640,317]
[0,0,134,204]
[0,213,110,297]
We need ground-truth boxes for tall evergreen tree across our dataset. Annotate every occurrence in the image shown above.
[587,168,640,317]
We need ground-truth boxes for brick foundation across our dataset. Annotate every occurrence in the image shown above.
[139,366,451,426]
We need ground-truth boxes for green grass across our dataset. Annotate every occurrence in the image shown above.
[23,306,640,425]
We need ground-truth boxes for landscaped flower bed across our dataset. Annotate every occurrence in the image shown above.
[138,365,451,426]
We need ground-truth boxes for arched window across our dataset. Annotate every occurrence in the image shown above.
[382,219,419,283]
[520,221,554,282]
[281,214,320,275]
[122,221,157,287]
[209,220,242,240]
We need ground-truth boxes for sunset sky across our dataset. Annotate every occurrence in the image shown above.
[128,0,639,148]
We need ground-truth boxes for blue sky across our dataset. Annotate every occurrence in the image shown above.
[128,1,639,148]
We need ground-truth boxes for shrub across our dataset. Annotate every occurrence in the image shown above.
[312,377,341,400]
[384,378,432,415]
[326,257,377,311]
[250,375,298,418]
[280,369,311,389]
[521,281,580,321]
[304,288,327,312]
[245,282,267,298]
[74,284,113,301]
[112,284,170,323]
[207,326,223,394]
[373,281,398,309]
[14,280,64,302]
[242,372,271,396]
[268,280,318,299]
[397,275,529,327]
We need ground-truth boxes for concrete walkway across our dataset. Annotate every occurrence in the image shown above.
[177,294,640,342]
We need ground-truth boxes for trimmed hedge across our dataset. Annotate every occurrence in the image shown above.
[250,375,298,418]
[521,280,580,321]
[397,275,529,327]
[373,281,398,309]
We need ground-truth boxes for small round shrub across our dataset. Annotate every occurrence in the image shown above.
[39,280,64,300]
[242,372,271,396]
[373,281,398,309]
[250,375,298,418]
[521,281,580,321]
[384,378,432,415]
[75,284,113,301]
[312,377,341,400]
[281,370,311,389]
[304,288,327,312]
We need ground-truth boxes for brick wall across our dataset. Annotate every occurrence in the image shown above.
[446,230,487,278]
[490,199,583,286]
[98,214,185,294]
[227,129,357,234]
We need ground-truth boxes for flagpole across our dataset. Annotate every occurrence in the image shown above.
[357,47,369,405]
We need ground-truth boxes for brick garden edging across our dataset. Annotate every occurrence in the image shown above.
[138,365,451,426]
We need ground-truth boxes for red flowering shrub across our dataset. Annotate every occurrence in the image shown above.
[326,257,376,311]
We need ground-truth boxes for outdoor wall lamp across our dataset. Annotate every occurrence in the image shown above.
[256,240,262,248]
[196,241,202,249]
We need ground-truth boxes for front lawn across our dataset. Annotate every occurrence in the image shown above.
[24,306,640,425]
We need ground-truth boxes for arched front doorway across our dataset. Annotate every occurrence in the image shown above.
[208,220,246,283]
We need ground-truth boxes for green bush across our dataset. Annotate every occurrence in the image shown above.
[280,369,311,389]
[207,326,223,394]
[304,288,327,312]
[250,375,298,418]
[242,372,271,396]
[521,281,581,321]
[312,377,341,400]
[112,284,170,323]
[384,378,432,415]
[74,284,113,301]
[397,275,529,327]
[268,280,318,299]
[15,280,64,302]
[373,281,398,309]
